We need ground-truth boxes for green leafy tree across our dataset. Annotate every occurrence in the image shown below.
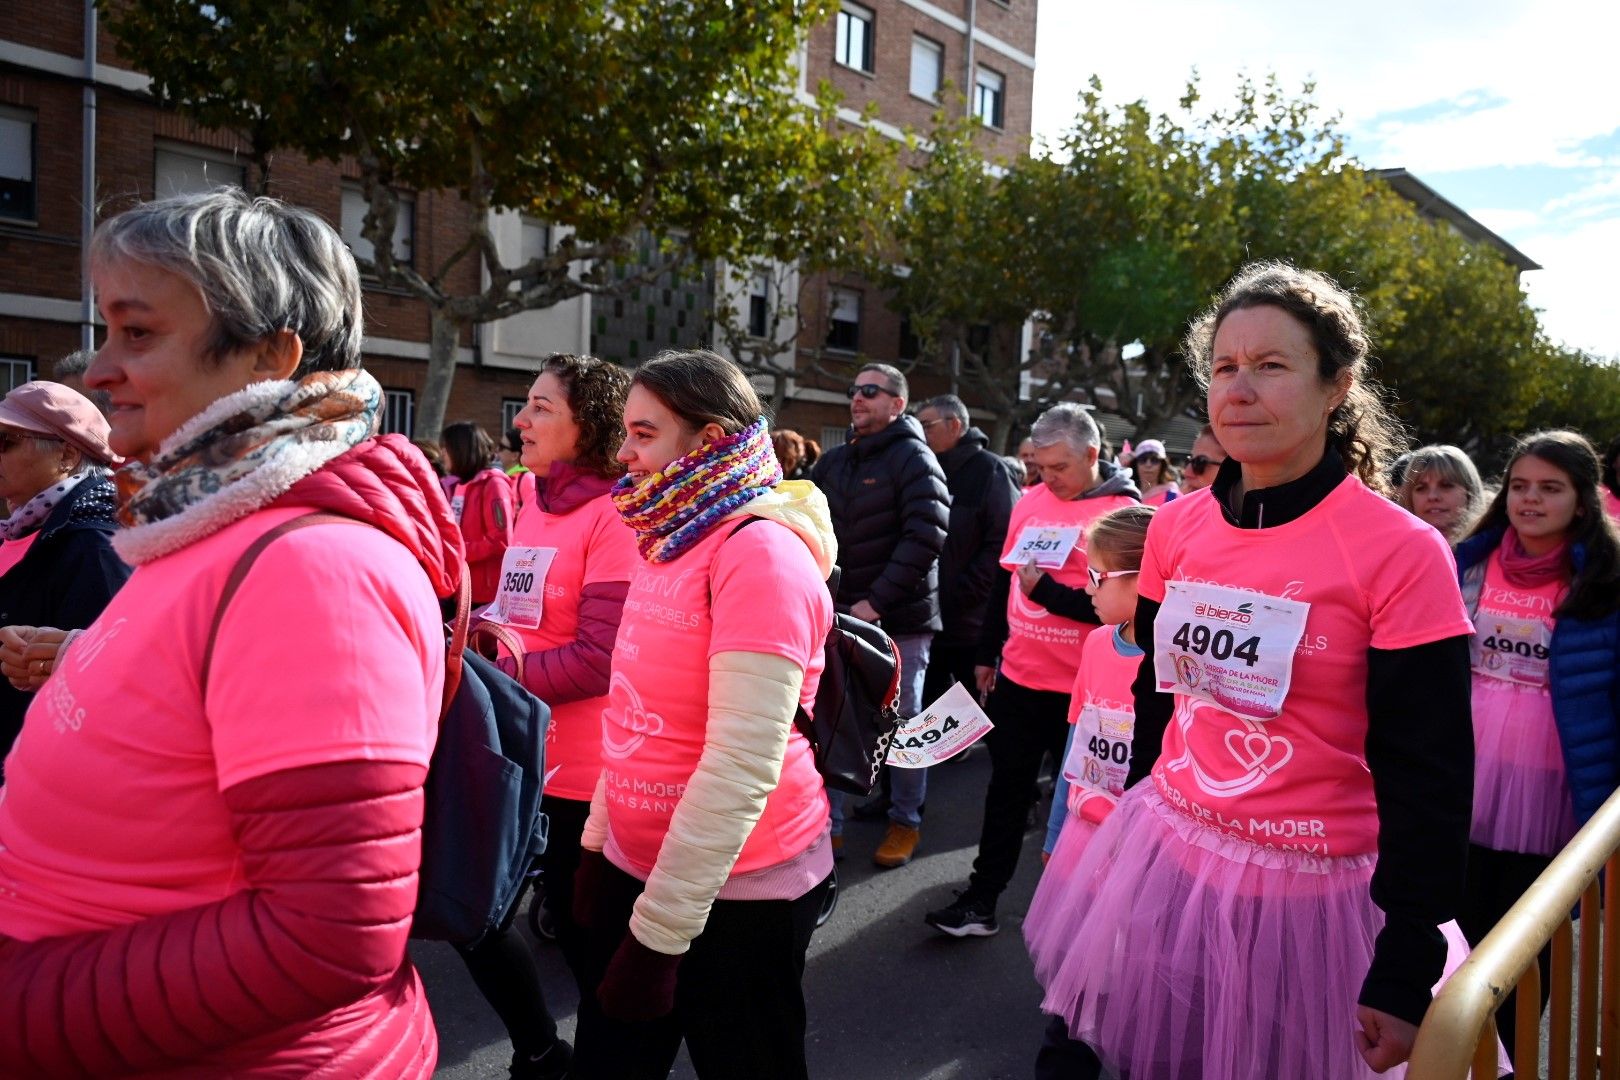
[106,0,890,434]
[889,76,1552,453]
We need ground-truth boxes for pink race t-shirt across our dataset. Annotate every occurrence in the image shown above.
[0,532,36,577]
[997,484,1138,692]
[1064,623,1141,826]
[1604,488,1620,523]
[0,506,444,941]
[1142,476,1473,857]
[506,491,639,800]
[600,516,832,879]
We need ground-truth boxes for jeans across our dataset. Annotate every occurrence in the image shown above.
[828,631,934,832]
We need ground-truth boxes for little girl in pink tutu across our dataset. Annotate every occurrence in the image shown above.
[1025,506,1153,1067]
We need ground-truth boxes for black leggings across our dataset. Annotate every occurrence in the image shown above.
[453,881,559,1058]
[571,860,830,1080]
[1457,842,1554,1067]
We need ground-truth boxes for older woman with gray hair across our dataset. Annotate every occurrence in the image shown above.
[0,189,463,1076]
[0,381,129,768]
[1397,443,1485,544]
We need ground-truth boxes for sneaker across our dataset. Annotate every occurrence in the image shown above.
[873,822,920,868]
[924,890,999,938]
[831,834,846,862]
[510,1039,572,1080]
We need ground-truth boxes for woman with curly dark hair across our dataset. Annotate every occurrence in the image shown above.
[483,353,638,999]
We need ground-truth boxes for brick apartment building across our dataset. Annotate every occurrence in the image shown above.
[0,1,1035,444]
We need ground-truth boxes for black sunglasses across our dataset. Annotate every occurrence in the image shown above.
[846,384,898,400]
[1186,454,1225,474]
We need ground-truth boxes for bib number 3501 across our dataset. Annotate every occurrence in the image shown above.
[1154,580,1310,721]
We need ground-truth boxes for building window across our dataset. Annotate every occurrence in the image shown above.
[835,3,874,74]
[974,66,1006,129]
[909,36,943,101]
[501,398,524,431]
[898,314,920,361]
[520,216,550,265]
[821,425,848,450]
[153,143,245,197]
[0,356,35,393]
[341,182,414,270]
[825,287,861,353]
[0,107,37,222]
[747,271,771,337]
[381,388,415,437]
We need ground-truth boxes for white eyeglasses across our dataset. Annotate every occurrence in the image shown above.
[1086,567,1140,589]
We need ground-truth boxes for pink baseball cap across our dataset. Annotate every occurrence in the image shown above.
[0,381,120,466]
[1132,438,1168,460]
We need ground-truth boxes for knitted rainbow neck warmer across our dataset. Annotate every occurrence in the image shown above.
[612,417,782,563]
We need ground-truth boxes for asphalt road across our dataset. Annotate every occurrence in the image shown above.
[418,743,1054,1080]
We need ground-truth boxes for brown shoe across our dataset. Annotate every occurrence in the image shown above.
[874,823,920,868]
[831,834,845,862]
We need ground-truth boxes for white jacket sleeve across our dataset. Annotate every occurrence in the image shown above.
[580,771,610,853]
[627,649,805,955]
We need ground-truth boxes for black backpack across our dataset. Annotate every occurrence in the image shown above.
[205,512,550,950]
[724,518,903,795]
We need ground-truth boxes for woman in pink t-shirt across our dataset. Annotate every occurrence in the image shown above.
[568,349,835,1080]
[1452,429,1620,1063]
[1039,263,1482,1080]
[441,420,515,605]
[0,190,455,1076]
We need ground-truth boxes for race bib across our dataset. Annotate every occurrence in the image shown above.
[1154,580,1310,721]
[1471,610,1552,687]
[1063,702,1135,799]
[480,546,558,630]
[450,494,466,522]
[1005,525,1082,569]
[886,681,994,768]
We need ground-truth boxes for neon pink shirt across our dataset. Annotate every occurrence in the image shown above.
[1143,486,1180,507]
[997,483,1137,692]
[0,532,35,577]
[601,517,831,878]
[1066,623,1140,825]
[0,506,444,940]
[508,492,639,800]
[1142,476,1472,856]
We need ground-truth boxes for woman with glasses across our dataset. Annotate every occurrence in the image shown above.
[1125,438,1180,506]
[0,381,130,770]
[1177,425,1227,495]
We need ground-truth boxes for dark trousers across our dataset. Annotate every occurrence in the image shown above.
[1457,842,1554,1067]
[453,873,559,1057]
[538,793,591,995]
[922,640,979,706]
[571,860,831,1080]
[1035,1013,1107,1080]
[967,674,1072,902]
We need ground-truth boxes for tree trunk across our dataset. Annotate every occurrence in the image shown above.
[418,306,462,439]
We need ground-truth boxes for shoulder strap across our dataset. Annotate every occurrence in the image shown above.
[199,511,471,721]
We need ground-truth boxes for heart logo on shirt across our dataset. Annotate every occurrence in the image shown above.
[1224,728,1293,775]
[601,672,665,760]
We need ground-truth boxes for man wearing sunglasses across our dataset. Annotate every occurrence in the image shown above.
[1179,425,1227,495]
[811,364,949,869]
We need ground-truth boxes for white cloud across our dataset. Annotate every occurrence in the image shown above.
[1520,216,1620,359]
[1471,207,1545,234]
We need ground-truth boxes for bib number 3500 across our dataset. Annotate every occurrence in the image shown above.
[1154,580,1311,721]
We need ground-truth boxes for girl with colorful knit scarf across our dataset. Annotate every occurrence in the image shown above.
[568,349,837,1080]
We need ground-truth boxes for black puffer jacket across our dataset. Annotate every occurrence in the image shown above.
[812,415,949,635]
[936,428,1019,648]
[0,473,131,765]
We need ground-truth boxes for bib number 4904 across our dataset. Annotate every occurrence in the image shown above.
[1170,622,1262,667]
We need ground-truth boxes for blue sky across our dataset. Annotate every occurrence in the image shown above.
[1032,0,1620,359]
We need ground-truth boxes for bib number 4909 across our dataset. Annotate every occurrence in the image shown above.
[1170,622,1262,667]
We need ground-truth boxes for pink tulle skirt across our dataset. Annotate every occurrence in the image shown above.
[1023,785,1495,1080]
[1471,679,1577,855]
